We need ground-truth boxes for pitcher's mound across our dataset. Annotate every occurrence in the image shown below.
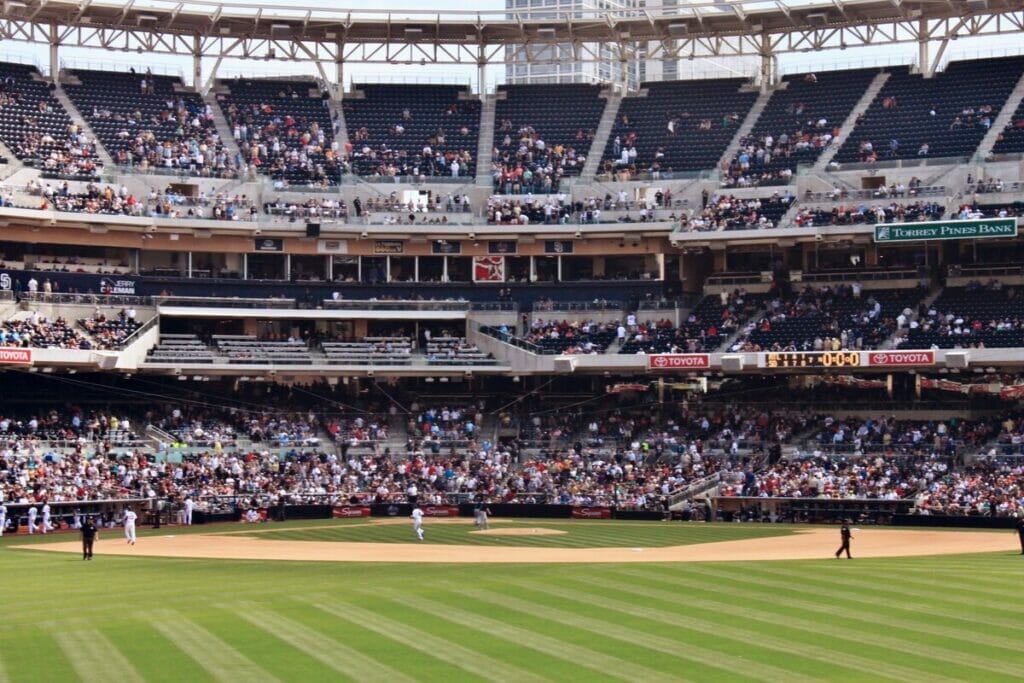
[471,527,567,536]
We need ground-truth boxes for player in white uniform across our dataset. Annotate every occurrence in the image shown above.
[27,505,38,534]
[123,509,137,545]
[182,496,194,525]
[411,506,425,540]
[0,502,6,537]
[41,502,53,534]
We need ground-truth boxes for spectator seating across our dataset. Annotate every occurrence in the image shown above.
[425,337,498,365]
[991,95,1024,155]
[2,313,92,349]
[146,334,217,363]
[214,335,314,364]
[834,57,1024,164]
[900,283,1024,349]
[321,337,413,365]
[603,78,758,175]
[217,79,341,185]
[621,292,768,354]
[735,286,922,351]
[722,69,878,187]
[689,193,793,231]
[526,321,618,355]
[79,312,141,348]
[0,62,99,178]
[345,84,480,178]
[793,201,945,227]
[64,69,234,177]
[492,84,605,193]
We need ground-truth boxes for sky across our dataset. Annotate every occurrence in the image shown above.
[0,0,1020,90]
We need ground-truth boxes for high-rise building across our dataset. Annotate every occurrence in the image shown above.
[504,0,643,89]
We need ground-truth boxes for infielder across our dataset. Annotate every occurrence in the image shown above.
[182,496,195,526]
[27,505,38,534]
[0,501,6,537]
[411,506,425,540]
[474,499,492,530]
[123,508,137,545]
[41,501,53,534]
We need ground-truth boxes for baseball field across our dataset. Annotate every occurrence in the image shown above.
[2,518,1022,682]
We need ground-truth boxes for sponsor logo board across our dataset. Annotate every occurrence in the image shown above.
[648,354,711,370]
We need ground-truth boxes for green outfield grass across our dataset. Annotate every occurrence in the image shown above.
[1,520,1023,682]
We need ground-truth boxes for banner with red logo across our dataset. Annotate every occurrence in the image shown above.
[571,507,612,519]
[647,354,711,371]
[867,351,935,367]
[332,505,371,518]
[423,505,460,517]
[0,348,31,365]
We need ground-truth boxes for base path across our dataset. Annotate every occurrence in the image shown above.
[20,527,1018,564]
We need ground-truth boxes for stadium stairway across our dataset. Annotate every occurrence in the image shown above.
[202,90,243,162]
[713,86,775,175]
[579,91,622,180]
[474,92,498,186]
[52,78,115,169]
[815,70,891,171]
[979,67,1024,158]
[326,95,349,159]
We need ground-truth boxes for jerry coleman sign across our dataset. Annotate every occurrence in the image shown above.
[648,354,711,371]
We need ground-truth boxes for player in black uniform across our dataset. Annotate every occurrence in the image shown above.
[835,520,853,559]
[81,516,98,560]
[1016,516,1024,555]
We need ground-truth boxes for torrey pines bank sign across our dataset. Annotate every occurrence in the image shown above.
[874,218,1017,243]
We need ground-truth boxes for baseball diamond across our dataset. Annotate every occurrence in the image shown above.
[0,0,1023,680]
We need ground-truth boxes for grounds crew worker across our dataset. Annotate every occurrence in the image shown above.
[835,519,853,559]
[81,517,98,560]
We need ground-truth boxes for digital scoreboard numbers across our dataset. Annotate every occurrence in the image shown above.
[764,351,863,369]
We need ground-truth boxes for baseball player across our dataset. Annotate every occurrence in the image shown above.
[0,501,6,537]
[81,516,97,560]
[473,498,492,530]
[411,506,425,541]
[182,496,194,526]
[27,505,38,534]
[41,501,53,534]
[123,508,137,545]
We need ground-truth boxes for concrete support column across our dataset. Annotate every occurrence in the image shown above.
[187,252,193,278]
[759,33,774,94]
[49,32,60,85]
[193,36,203,90]
[918,18,930,77]
[242,253,248,280]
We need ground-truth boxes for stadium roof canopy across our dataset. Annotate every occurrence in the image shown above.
[0,0,1021,69]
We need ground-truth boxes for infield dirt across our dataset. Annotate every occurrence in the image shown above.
[22,525,1017,563]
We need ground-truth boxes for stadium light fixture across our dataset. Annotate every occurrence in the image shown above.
[667,22,688,36]
[271,23,290,31]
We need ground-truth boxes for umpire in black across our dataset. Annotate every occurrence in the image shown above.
[1016,515,1024,555]
[81,516,98,560]
[835,519,853,559]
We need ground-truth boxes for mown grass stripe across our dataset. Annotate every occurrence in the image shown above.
[754,564,1024,618]
[307,596,549,683]
[689,563,1024,653]
[99,621,214,683]
[532,575,919,683]
[507,577,909,683]
[0,652,8,683]
[601,569,1002,682]
[53,628,144,683]
[456,584,800,683]
[231,602,417,683]
[149,610,279,683]
[637,565,1024,676]
[393,593,679,683]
